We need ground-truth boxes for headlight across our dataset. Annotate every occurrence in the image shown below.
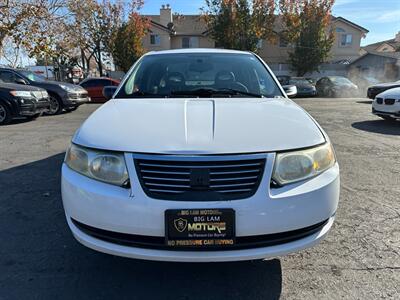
[59,84,77,93]
[65,143,129,186]
[10,90,34,98]
[272,143,336,186]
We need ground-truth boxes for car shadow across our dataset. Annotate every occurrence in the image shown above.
[352,120,400,135]
[3,117,33,126]
[0,154,282,300]
[356,100,372,104]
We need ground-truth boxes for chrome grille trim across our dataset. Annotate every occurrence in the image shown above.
[133,153,266,201]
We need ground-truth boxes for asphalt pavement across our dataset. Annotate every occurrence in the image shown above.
[0,98,399,299]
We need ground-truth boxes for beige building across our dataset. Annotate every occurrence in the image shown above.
[144,5,368,65]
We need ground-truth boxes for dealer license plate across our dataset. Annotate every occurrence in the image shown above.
[165,209,235,248]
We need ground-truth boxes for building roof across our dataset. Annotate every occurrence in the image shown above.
[147,15,208,36]
[331,16,369,33]
[350,50,400,65]
[146,14,368,37]
[363,38,400,53]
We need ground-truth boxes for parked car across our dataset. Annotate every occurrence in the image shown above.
[80,77,120,103]
[276,75,290,85]
[367,80,400,99]
[62,49,340,262]
[316,76,358,97]
[0,79,50,125]
[0,67,90,115]
[288,77,317,97]
[306,78,317,86]
[372,87,400,121]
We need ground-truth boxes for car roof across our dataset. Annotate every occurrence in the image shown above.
[144,48,252,56]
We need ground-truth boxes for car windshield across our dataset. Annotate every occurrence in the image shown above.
[289,78,310,85]
[115,53,283,99]
[19,70,47,82]
[330,76,352,85]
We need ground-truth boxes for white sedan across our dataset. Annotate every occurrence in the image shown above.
[61,49,340,262]
[372,87,400,121]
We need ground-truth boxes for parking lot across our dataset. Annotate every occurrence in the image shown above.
[0,98,399,299]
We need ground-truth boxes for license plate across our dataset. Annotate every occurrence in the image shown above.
[165,209,235,248]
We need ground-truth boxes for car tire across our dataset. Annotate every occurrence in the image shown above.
[27,113,41,120]
[47,94,63,115]
[380,116,397,122]
[327,90,335,98]
[0,103,12,125]
[65,106,78,112]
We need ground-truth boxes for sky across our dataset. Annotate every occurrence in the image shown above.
[141,0,400,46]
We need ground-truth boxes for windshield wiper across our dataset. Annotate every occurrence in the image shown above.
[131,91,170,98]
[170,88,263,98]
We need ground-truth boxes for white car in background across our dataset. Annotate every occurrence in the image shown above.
[61,49,340,262]
[372,87,400,121]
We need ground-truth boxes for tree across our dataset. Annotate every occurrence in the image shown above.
[68,0,123,76]
[279,0,335,76]
[0,0,45,54]
[202,0,276,52]
[110,2,149,72]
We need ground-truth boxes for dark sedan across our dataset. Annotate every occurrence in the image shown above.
[288,77,317,97]
[367,80,400,99]
[0,80,50,125]
[316,76,358,97]
[0,68,90,115]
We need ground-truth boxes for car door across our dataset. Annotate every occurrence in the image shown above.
[320,78,331,96]
[80,80,98,101]
[94,79,117,102]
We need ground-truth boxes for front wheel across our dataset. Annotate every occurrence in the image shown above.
[380,115,397,122]
[27,113,41,120]
[0,103,11,125]
[65,106,78,112]
[47,95,63,115]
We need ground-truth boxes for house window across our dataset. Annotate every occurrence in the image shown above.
[336,27,346,33]
[150,34,161,46]
[182,37,199,48]
[340,34,352,46]
[256,39,263,49]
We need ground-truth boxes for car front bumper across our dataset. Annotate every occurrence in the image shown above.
[61,153,340,262]
[372,103,400,119]
[19,99,50,116]
[64,93,91,107]
[297,90,317,97]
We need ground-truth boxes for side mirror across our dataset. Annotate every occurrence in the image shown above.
[15,78,27,85]
[282,85,297,98]
[103,86,118,100]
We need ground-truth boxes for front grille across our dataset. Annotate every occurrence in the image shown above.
[384,98,396,105]
[72,218,329,251]
[69,93,88,100]
[376,97,383,104]
[134,155,266,201]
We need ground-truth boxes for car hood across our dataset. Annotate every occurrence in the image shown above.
[371,81,400,88]
[34,80,85,92]
[73,98,325,154]
[377,87,400,97]
[0,82,44,91]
